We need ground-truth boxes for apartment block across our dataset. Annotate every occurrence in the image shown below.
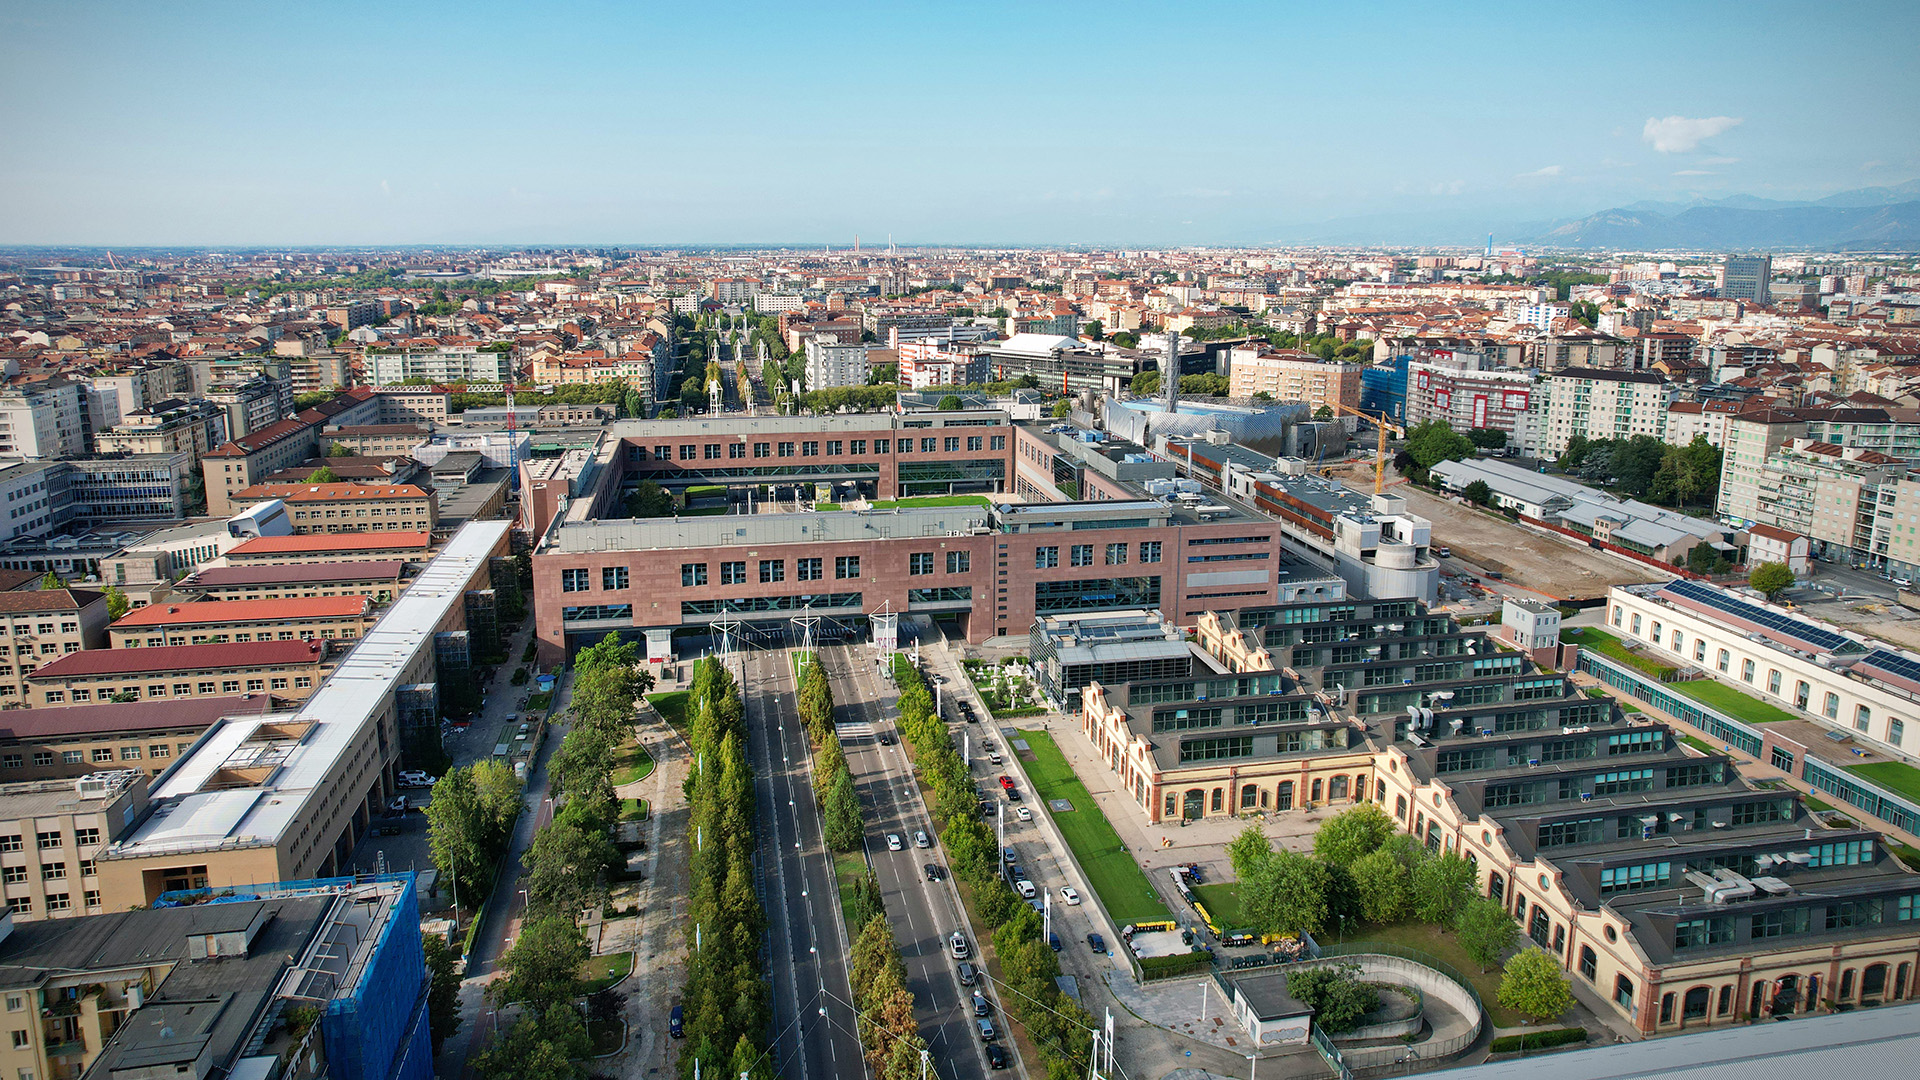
[1538,368,1670,457]
[0,771,150,923]
[107,596,374,648]
[27,640,332,707]
[1405,354,1536,449]
[223,531,433,565]
[319,423,431,456]
[1665,400,1746,448]
[1225,347,1362,412]
[200,388,382,516]
[92,398,227,458]
[804,337,876,389]
[366,343,512,386]
[0,590,112,706]
[203,375,288,439]
[231,482,437,534]
[0,381,87,459]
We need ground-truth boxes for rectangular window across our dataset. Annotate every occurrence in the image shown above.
[30,752,49,768]
[602,566,629,591]
[1673,915,1736,949]
[1070,544,1094,567]
[802,441,819,457]
[944,437,960,452]
[759,560,785,583]
[827,440,842,456]
[875,439,890,454]
[922,437,937,453]
[1808,839,1873,867]
[121,745,142,760]
[909,553,935,576]
[679,444,696,460]
[1892,718,1905,745]
[753,442,771,458]
[720,561,746,585]
[947,551,970,574]
[561,568,590,592]
[1105,542,1128,565]
[1771,747,1795,772]
[778,442,796,457]
[1607,730,1661,755]
[836,556,861,579]
[40,862,64,881]
[681,563,708,587]
[1139,541,1162,563]
[1599,861,1671,894]
[1750,908,1810,939]
[728,443,745,459]
[1035,546,1059,569]
[991,435,1006,450]
[704,443,721,459]
[967,436,983,451]
[35,832,60,850]
[797,558,823,582]
[1178,736,1254,762]
[850,440,867,455]
[1590,769,1655,796]
[92,748,114,763]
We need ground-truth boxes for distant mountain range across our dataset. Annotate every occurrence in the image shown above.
[1514,179,1920,251]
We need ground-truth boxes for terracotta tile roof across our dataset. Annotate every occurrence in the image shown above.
[232,482,430,502]
[0,695,274,738]
[110,596,370,628]
[28,639,329,678]
[0,589,106,614]
[183,561,405,587]
[225,532,431,556]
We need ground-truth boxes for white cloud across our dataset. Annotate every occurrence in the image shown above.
[1673,169,1717,176]
[1642,115,1741,153]
[1700,156,1740,166]
[1863,159,1886,171]
[1516,165,1563,179]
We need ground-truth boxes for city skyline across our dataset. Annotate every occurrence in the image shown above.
[1,1,1917,246]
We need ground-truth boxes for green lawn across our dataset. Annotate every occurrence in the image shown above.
[1014,729,1171,925]
[1670,678,1800,724]
[579,951,633,993]
[1342,921,1529,1028]
[1562,627,1675,679]
[1190,883,1247,930]
[866,494,993,510]
[1679,734,1713,754]
[619,797,649,822]
[647,691,690,729]
[1845,760,1920,803]
[612,739,654,786]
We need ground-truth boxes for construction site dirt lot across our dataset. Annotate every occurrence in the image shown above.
[1328,468,1671,600]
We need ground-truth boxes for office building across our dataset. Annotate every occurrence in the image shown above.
[1723,255,1773,304]
[0,695,271,781]
[1405,353,1537,450]
[1225,347,1362,413]
[177,561,408,603]
[805,337,877,389]
[108,596,375,648]
[0,381,87,459]
[92,399,227,459]
[366,343,513,386]
[27,640,332,708]
[0,589,113,706]
[229,483,438,535]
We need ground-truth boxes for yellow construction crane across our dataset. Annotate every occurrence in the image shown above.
[1328,401,1406,494]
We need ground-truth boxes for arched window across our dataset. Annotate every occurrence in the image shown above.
[1614,975,1635,1010]
[1488,872,1504,902]
[1395,794,1407,820]
[1896,963,1910,1000]
[1839,968,1856,1000]
[1717,985,1733,1016]
[1210,788,1224,813]
[1329,775,1349,801]
[1277,781,1294,810]
[1354,773,1368,800]
[1311,778,1324,803]
[1529,906,1551,947]
[1682,986,1709,1021]
[1553,924,1566,955]
[1240,783,1259,810]
[1578,946,1597,981]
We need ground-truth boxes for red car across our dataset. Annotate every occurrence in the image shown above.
[998,775,1015,791]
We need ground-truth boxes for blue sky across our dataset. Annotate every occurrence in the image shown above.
[2,0,1915,246]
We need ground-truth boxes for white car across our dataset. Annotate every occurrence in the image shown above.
[1015,879,1037,899]
[397,771,437,787]
[914,830,932,849]
[1060,886,1081,906]
[1016,807,1033,822]
[949,932,971,960]
[886,834,904,851]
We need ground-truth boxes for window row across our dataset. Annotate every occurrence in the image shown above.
[652,435,1006,461]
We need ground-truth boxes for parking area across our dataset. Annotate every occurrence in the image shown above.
[1391,483,1670,598]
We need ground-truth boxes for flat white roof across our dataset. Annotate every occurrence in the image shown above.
[114,521,509,859]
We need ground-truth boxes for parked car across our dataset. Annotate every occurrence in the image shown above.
[669,1004,684,1039]
[878,733,894,746]
[1435,546,1452,558]
[1016,806,1033,822]
[957,961,978,986]
[1484,570,1505,580]
[976,1017,997,1041]
[914,830,932,849]
[1003,848,1018,864]
[998,775,1016,791]
[1087,932,1107,953]
[988,753,1003,766]
[986,1043,1009,1070]
[1005,788,1022,802]
[972,992,991,1017]
[386,795,408,814]
[886,833,903,851]
[924,863,947,882]
[1060,886,1081,905]
[949,932,971,960]
[397,771,437,787]
[1048,932,1062,952]
[1015,879,1037,899]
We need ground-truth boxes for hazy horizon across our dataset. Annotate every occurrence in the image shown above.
[3,0,1916,247]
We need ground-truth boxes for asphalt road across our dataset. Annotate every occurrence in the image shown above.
[827,642,1009,1080]
[742,646,866,1080]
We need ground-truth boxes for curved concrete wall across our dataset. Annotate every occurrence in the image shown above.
[1291,954,1484,1066]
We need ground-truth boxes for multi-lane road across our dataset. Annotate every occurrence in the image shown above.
[825,640,1009,1080]
[742,646,865,1080]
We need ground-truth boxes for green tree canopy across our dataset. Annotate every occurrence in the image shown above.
[1463,479,1493,506]
[1129,369,1161,395]
[937,394,964,411]
[1052,400,1072,418]
[1455,896,1519,971]
[328,442,355,457]
[1411,850,1477,925]
[1285,963,1379,1034]
[1749,561,1796,600]
[1243,848,1329,937]
[1406,419,1476,469]
[491,913,589,1010]
[1311,804,1394,868]
[305,466,340,483]
[422,934,463,1049]
[1349,848,1411,923]
[627,480,674,518]
[103,585,130,621]
[1686,541,1730,575]
[1497,946,1574,1022]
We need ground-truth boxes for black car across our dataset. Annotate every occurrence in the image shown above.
[1087,932,1107,953]
[878,733,894,746]
[924,863,947,882]
[669,1004,684,1038]
[986,1044,1009,1070]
